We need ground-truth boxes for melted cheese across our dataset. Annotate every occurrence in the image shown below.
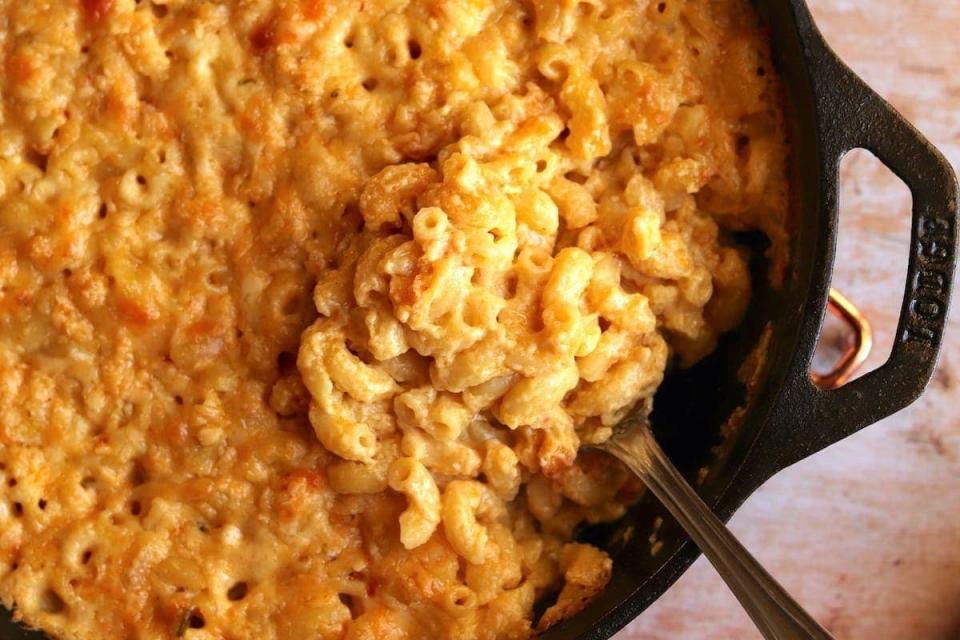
[0,0,787,638]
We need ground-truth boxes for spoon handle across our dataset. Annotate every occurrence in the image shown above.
[603,426,834,640]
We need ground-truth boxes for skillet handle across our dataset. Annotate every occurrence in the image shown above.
[803,48,958,451]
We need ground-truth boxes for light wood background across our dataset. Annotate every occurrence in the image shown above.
[617,1,960,638]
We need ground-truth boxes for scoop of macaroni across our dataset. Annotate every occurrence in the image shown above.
[0,0,787,638]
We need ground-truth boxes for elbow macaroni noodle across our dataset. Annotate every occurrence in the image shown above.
[0,0,787,638]
[388,457,442,549]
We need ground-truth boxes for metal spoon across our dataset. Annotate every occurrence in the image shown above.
[598,416,835,640]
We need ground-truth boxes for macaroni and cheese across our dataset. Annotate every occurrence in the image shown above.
[0,0,788,638]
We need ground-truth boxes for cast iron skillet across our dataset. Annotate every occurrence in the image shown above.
[1,0,957,638]
[536,1,960,639]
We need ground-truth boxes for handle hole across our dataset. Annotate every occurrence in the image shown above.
[811,149,912,388]
[811,301,856,385]
[811,289,872,389]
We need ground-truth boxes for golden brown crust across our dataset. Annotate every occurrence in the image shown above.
[0,0,787,638]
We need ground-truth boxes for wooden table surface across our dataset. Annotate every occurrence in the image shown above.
[616,1,960,639]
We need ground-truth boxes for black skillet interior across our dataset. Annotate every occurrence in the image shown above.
[1,1,956,639]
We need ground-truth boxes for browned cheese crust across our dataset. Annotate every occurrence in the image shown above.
[0,0,787,638]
